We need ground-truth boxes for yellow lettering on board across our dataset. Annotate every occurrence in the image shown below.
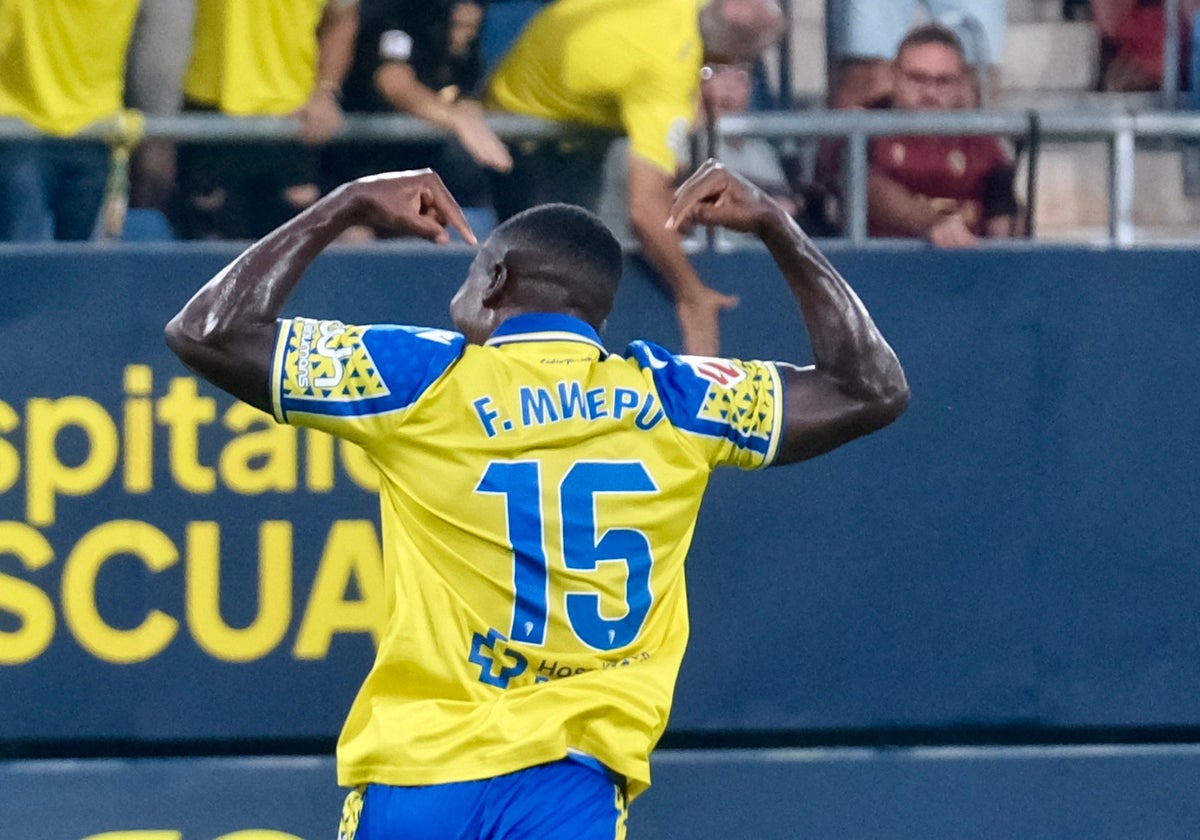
[0,522,56,664]
[187,521,293,662]
[25,396,119,527]
[0,399,19,494]
[294,520,385,658]
[305,427,336,492]
[62,520,179,664]
[219,403,298,494]
[157,376,217,494]
[123,364,155,494]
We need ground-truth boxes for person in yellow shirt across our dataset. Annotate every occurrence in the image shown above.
[164,162,908,837]
[485,0,786,358]
[175,0,359,239]
[0,0,141,240]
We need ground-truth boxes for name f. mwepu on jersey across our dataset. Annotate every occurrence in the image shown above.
[272,313,782,465]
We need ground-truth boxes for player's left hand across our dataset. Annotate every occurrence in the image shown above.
[347,169,477,245]
[667,158,786,237]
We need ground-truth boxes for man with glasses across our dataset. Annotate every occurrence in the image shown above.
[865,23,1019,247]
[827,0,1007,109]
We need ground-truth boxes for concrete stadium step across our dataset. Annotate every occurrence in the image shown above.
[1007,0,1070,24]
[782,7,1104,101]
[1002,20,1100,92]
[1022,144,1200,239]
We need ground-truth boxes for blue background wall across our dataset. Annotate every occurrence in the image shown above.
[1,243,1198,837]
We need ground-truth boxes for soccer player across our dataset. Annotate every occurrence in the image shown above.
[164,161,909,838]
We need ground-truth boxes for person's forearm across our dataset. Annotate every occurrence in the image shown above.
[165,185,363,410]
[759,206,907,403]
[630,209,705,300]
[376,64,457,128]
[316,2,359,93]
[867,171,941,237]
[628,156,708,299]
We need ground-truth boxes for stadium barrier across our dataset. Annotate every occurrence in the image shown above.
[4,746,1200,839]
[4,105,1200,245]
[2,243,1198,737]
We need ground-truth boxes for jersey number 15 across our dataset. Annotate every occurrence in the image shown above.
[476,460,657,652]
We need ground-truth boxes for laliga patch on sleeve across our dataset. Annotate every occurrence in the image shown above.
[379,29,414,61]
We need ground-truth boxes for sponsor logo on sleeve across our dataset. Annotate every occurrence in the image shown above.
[283,319,390,401]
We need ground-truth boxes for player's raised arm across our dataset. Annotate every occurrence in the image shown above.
[164,169,475,413]
[668,159,910,465]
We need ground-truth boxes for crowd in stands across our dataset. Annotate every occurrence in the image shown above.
[0,0,1195,343]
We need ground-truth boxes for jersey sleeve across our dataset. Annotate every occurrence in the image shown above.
[271,317,466,445]
[626,341,784,469]
[619,49,699,175]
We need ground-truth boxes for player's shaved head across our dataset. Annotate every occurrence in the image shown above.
[492,202,623,307]
[450,203,624,343]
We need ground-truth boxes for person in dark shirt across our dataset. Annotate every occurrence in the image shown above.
[329,0,510,215]
[866,23,1017,246]
[815,23,1017,246]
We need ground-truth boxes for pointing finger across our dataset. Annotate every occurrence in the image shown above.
[425,180,477,246]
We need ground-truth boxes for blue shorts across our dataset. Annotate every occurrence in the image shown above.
[338,757,627,840]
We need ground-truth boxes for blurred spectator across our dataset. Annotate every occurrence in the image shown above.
[485,0,786,356]
[701,63,807,248]
[329,0,509,216]
[0,0,141,241]
[124,0,196,224]
[175,0,359,239]
[1088,0,1195,92]
[700,63,796,215]
[865,24,1018,246]
[828,0,1007,108]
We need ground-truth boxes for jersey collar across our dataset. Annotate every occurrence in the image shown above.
[484,313,608,357]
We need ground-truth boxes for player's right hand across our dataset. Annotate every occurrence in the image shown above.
[667,158,784,238]
[347,169,477,245]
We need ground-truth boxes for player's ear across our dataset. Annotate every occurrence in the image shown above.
[482,258,509,306]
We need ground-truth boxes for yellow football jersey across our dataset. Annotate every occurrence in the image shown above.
[183,0,344,114]
[272,313,782,800]
[0,0,140,135]
[485,0,705,174]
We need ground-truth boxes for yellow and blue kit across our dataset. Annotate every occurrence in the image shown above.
[485,0,705,174]
[272,312,783,802]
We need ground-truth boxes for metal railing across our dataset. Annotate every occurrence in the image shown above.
[3,106,1200,247]
[716,107,1200,245]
